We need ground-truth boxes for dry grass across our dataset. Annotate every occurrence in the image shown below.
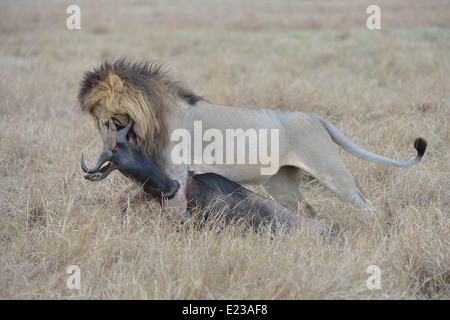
[0,0,449,299]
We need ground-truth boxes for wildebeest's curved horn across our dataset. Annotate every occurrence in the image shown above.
[114,116,133,145]
[81,150,114,173]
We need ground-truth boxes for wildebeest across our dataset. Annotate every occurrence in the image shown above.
[81,116,342,242]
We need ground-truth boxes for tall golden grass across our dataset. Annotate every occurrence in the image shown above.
[0,0,448,299]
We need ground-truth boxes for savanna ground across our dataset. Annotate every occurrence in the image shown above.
[0,0,449,300]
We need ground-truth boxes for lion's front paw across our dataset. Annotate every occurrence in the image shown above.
[114,183,144,213]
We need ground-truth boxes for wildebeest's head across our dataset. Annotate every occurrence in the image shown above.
[81,115,179,199]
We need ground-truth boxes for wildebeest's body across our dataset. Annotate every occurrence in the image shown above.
[186,173,340,240]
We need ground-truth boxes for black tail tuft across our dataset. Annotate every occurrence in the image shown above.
[414,137,427,158]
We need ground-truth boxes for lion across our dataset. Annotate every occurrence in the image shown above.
[78,59,427,218]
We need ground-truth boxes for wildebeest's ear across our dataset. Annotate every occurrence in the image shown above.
[111,117,125,131]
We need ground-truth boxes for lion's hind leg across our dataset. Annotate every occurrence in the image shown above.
[261,166,318,218]
[294,149,369,210]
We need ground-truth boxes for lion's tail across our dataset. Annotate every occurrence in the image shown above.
[314,115,427,167]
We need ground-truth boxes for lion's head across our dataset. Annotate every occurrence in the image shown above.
[78,59,202,167]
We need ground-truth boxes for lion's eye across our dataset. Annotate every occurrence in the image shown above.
[100,119,110,130]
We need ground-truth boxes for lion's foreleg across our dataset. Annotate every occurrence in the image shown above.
[114,183,146,213]
[161,173,190,223]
